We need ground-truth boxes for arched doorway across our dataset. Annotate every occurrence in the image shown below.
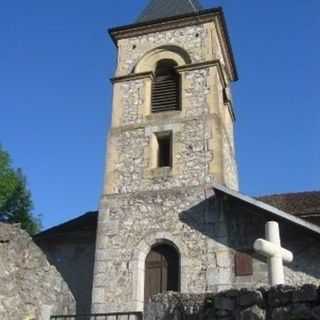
[144,243,180,302]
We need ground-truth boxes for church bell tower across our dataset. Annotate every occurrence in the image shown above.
[92,0,239,313]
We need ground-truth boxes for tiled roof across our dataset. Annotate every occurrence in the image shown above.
[137,0,203,23]
[258,191,320,217]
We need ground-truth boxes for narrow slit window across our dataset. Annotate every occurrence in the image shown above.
[152,59,180,113]
[156,132,172,168]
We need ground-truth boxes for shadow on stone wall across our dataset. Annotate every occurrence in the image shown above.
[179,196,228,247]
[34,212,98,315]
[180,195,320,285]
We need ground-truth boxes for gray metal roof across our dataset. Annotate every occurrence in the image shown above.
[137,0,203,23]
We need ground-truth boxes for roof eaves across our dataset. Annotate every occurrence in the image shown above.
[213,184,320,236]
[33,211,98,239]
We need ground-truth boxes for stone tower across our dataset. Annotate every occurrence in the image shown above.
[92,0,239,314]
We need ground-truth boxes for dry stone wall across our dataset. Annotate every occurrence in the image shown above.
[0,223,75,320]
[145,286,320,320]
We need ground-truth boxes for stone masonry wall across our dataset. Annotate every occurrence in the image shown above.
[108,66,238,193]
[106,20,238,193]
[92,189,320,313]
[93,15,239,313]
[116,24,220,76]
[35,232,96,315]
[0,223,75,320]
[92,187,234,313]
[226,205,320,289]
[110,117,214,194]
[145,286,320,320]
[222,108,238,191]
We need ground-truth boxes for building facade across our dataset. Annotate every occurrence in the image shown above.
[2,2,320,318]
[34,1,320,316]
[91,0,240,314]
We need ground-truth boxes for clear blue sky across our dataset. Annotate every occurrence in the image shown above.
[1,0,319,229]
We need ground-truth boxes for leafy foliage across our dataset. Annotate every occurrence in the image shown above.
[0,146,41,234]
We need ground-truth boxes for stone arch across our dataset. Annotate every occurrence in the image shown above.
[134,45,192,74]
[131,232,188,311]
[145,242,180,302]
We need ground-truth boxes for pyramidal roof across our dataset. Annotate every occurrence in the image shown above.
[137,0,203,23]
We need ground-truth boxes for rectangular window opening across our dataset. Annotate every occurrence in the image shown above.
[156,132,172,168]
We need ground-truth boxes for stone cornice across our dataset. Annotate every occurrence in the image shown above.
[177,60,236,121]
[214,12,238,82]
[111,60,236,122]
[114,61,226,85]
[109,9,220,43]
[101,183,214,199]
[227,103,236,123]
[111,71,154,84]
[110,113,222,135]
[176,59,226,82]
[176,60,219,72]
[109,7,238,81]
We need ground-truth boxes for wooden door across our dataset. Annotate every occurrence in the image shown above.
[144,250,168,302]
[144,245,179,302]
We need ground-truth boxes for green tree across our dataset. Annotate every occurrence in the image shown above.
[0,146,41,235]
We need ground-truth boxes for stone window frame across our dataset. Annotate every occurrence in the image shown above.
[133,45,191,117]
[144,124,181,178]
[134,45,191,74]
[154,131,173,168]
[151,59,181,113]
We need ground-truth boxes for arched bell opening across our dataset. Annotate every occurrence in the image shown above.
[152,59,180,113]
[144,242,180,302]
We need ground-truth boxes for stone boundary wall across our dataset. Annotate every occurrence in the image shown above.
[145,285,320,320]
[0,223,75,320]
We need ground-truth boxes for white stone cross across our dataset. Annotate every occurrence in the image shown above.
[254,221,294,286]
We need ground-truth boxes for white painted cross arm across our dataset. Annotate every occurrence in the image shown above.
[253,221,294,286]
[254,239,293,263]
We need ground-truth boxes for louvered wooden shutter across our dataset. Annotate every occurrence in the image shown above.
[152,61,180,113]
